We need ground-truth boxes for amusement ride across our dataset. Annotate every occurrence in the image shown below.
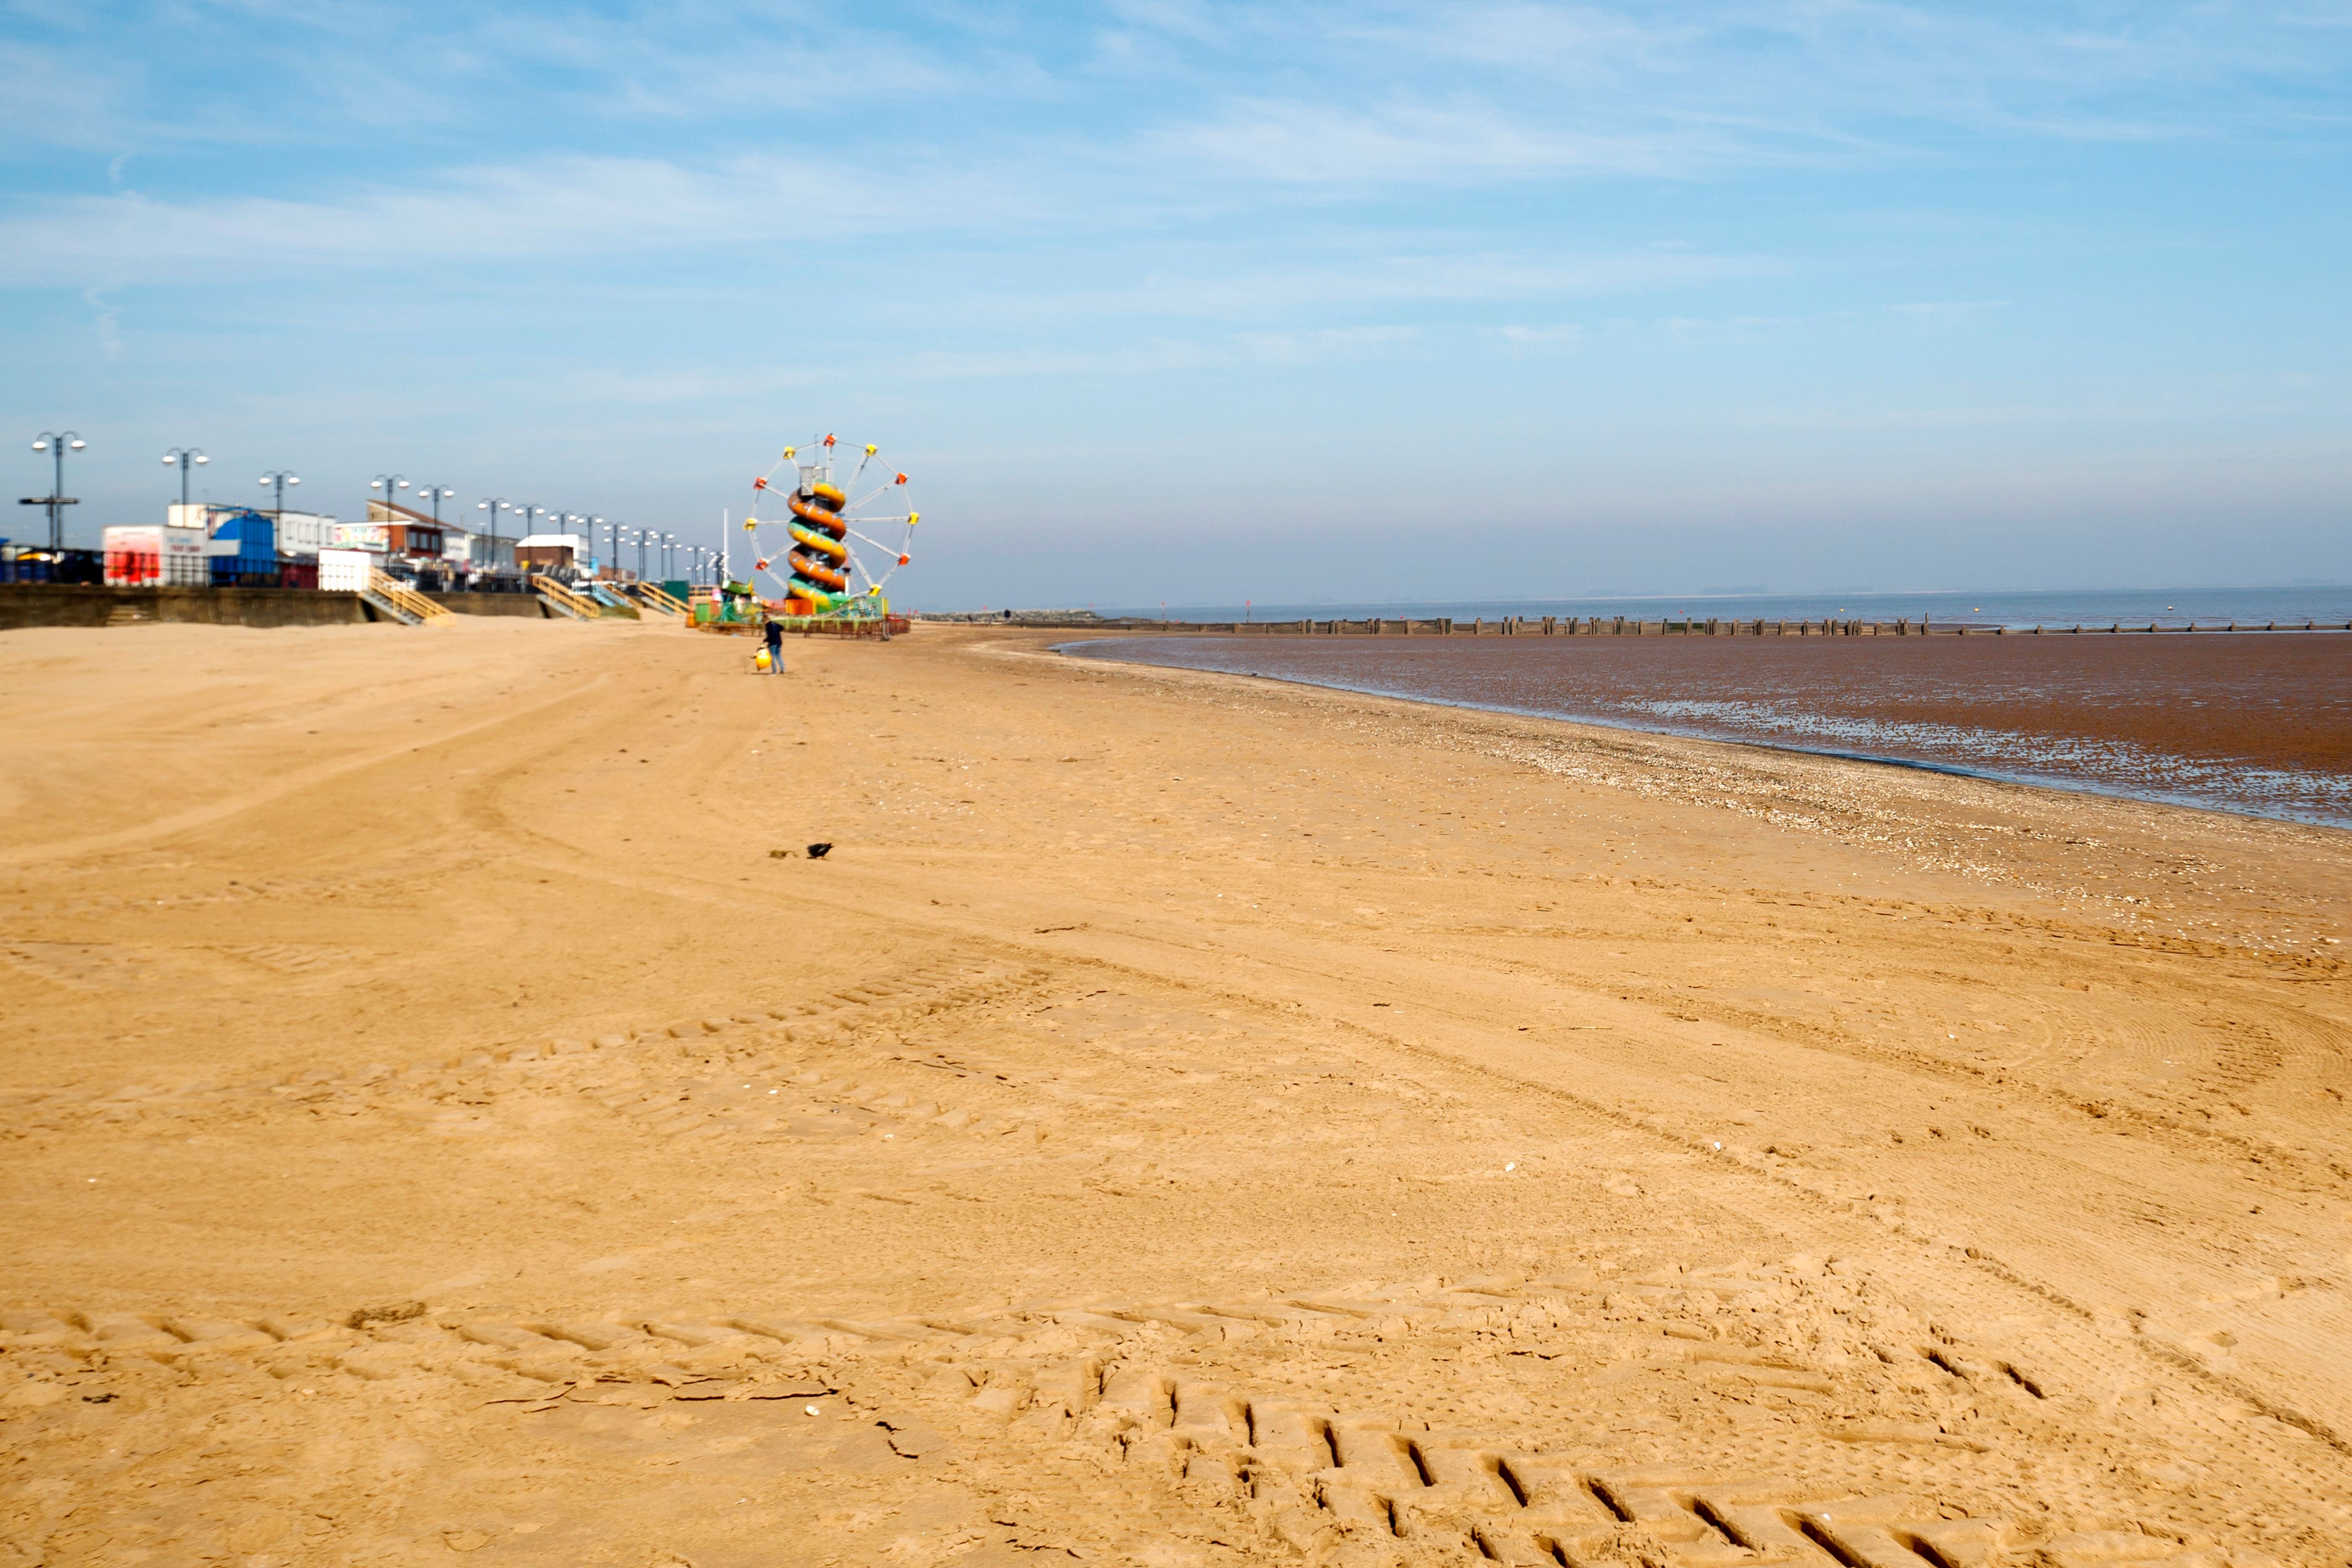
[739,435,919,621]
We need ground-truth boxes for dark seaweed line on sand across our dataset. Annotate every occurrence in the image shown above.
[1054,639,2352,833]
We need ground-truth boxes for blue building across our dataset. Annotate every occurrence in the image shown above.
[207,508,279,586]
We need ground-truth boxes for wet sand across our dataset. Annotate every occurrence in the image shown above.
[2,619,2350,1567]
[1067,632,2352,826]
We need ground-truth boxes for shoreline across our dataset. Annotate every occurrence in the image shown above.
[1058,629,2352,833]
[1020,632,2350,958]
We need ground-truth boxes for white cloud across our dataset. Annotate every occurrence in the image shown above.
[0,153,1044,286]
[1886,299,2010,317]
[1344,3,1698,80]
[1152,96,1731,185]
[0,40,148,157]
[898,324,1422,382]
[1497,322,1585,351]
[1008,249,1775,321]
[1101,0,1231,46]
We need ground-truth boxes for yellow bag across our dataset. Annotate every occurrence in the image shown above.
[753,647,772,672]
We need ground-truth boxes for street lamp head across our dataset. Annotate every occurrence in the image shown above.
[161,454,175,464]
[33,439,47,452]
[288,475,299,485]
[69,438,84,451]
[194,453,208,466]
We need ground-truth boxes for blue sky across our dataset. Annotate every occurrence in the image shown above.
[4,1,2348,606]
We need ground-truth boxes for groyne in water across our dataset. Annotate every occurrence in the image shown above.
[928,610,2352,636]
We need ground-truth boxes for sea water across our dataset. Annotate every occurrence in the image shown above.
[1061,627,2351,828]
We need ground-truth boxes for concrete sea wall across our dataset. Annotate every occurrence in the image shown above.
[0,585,373,631]
[0,586,556,630]
[423,593,552,619]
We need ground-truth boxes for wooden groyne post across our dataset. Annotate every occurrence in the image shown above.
[982,614,2352,637]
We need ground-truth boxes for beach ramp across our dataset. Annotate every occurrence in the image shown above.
[530,575,637,620]
[318,549,450,624]
[626,581,690,616]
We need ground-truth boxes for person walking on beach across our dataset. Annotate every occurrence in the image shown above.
[762,614,786,674]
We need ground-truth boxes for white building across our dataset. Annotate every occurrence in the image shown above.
[438,517,512,567]
[103,524,208,586]
[272,511,335,558]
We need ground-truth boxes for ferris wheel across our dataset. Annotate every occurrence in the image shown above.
[741,433,920,618]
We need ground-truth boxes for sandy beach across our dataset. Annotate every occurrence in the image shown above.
[4,617,2350,1568]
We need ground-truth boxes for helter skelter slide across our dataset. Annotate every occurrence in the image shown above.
[740,434,920,619]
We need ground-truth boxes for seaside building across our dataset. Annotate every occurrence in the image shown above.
[160,503,310,587]
[513,533,595,573]
[365,499,446,564]
[366,499,512,569]
[176,505,338,561]
[446,518,512,568]
[101,523,208,587]
[267,510,337,561]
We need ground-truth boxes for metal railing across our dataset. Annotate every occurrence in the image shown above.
[368,570,451,623]
[528,574,600,620]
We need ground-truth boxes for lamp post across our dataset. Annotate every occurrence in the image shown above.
[476,498,518,570]
[257,470,300,516]
[163,446,209,510]
[662,531,676,579]
[368,474,408,528]
[518,506,550,572]
[414,484,455,523]
[605,519,625,576]
[633,528,648,580]
[28,431,85,550]
[587,516,605,577]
